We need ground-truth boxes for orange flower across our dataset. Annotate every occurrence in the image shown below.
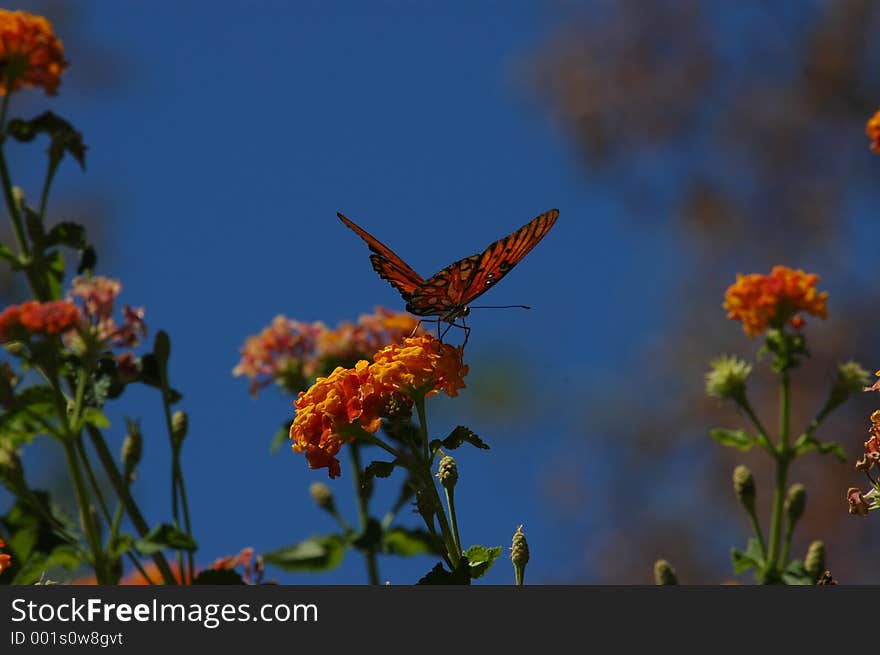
[289,334,467,477]
[370,335,468,398]
[0,300,80,342]
[867,108,880,153]
[723,265,828,337]
[0,537,11,575]
[234,308,423,397]
[290,361,385,478]
[233,316,326,397]
[0,10,66,96]
[315,307,425,368]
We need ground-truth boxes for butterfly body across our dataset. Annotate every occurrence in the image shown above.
[337,208,559,325]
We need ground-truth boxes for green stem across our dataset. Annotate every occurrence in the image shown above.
[0,106,28,260]
[85,424,178,585]
[412,395,459,566]
[61,438,108,584]
[746,506,767,557]
[766,370,790,579]
[349,442,380,585]
[37,159,58,220]
[444,486,462,555]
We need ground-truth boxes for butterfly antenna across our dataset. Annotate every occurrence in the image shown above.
[468,304,531,310]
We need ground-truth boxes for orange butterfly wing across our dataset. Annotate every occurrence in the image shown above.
[337,212,425,300]
[406,209,559,316]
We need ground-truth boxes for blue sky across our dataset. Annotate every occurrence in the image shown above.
[0,1,697,584]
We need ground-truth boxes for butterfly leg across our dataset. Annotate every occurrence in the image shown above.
[439,321,454,342]
[410,320,424,338]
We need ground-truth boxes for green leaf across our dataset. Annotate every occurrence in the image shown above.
[781,559,813,585]
[11,544,83,585]
[0,242,17,264]
[45,222,87,249]
[134,523,197,554]
[76,245,96,276]
[382,527,443,557]
[81,407,110,429]
[7,111,87,169]
[136,354,183,403]
[364,460,397,481]
[416,558,472,585]
[710,428,756,452]
[352,518,383,551]
[731,537,765,575]
[794,435,846,462]
[431,426,490,454]
[270,419,293,454]
[107,534,134,560]
[45,250,65,300]
[193,569,246,585]
[263,535,346,572]
[463,544,502,579]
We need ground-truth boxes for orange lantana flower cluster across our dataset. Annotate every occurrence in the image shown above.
[290,335,467,478]
[867,108,880,154]
[234,307,424,397]
[0,537,10,575]
[0,299,80,342]
[0,10,67,96]
[723,266,828,337]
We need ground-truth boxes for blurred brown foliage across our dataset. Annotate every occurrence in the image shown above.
[524,0,880,582]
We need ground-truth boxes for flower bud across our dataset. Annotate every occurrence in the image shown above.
[804,540,825,578]
[706,355,752,403]
[171,410,188,448]
[653,559,678,585]
[833,361,870,400]
[785,483,806,526]
[510,524,530,586]
[732,465,756,513]
[121,420,142,478]
[436,455,458,490]
[309,482,336,513]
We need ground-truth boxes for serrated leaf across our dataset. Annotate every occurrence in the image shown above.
[731,547,758,575]
[436,426,490,452]
[134,523,197,554]
[382,527,442,557]
[794,436,847,462]
[45,222,87,249]
[463,544,502,579]
[744,537,765,568]
[416,558,472,585]
[364,460,397,481]
[781,560,813,585]
[7,111,87,169]
[263,535,346,572]
[192,569,246,585]
[710,428,756,452]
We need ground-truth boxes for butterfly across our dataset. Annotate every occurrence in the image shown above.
[337,208,559,340]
